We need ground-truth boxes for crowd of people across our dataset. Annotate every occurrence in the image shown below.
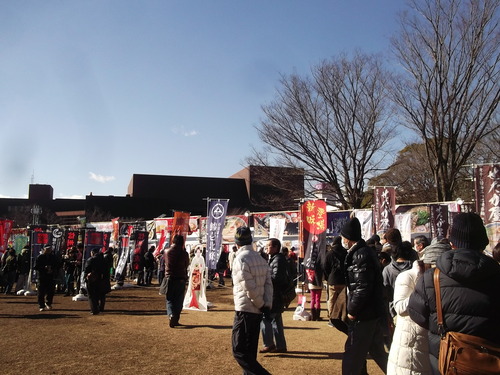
[223,213,500,375]
[1,211,499,374]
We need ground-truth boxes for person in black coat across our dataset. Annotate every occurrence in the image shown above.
[341,217,388,375]
[216,247,228,287]
[84,248,106,315]
[323,236,347,332]
[143,246,156,286]
[408,212,500,375]
[34,245,59,311]
[259,238,289,353]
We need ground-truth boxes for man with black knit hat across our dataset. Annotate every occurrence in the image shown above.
[341,216,388,375]
[409,212,500,375]
[231,226,272,375]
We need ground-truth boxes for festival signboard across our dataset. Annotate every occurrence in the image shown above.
[253,211,300,238]
[373,186,396,234]
[475,164,500,248]
[429,204,450,239]
[205,200,229,270]
[300,200,327,271]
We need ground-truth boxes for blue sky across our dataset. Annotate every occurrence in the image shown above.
[1,0,405,199]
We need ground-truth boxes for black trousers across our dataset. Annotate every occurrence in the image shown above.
[232,311,271,375]
[342,317,388,375]
[37,280,55,308]
[87,281,106,314]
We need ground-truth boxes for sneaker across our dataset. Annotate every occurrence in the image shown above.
[39,307,45,311]
[259,345,276,353]
[45,304,52,310]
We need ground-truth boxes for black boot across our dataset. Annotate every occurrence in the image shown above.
[169,314,180,328]
[311,308,317,321]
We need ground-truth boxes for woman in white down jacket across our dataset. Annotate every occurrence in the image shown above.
[387,260,431,375]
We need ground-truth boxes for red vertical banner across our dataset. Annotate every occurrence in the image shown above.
[373,186,396,233]
[475,164,500,225]
[300,200,327,276]
[0,219,13,254]
[429,204,449,239]
[111,218,120,243]
[171,211,191,240]
[64,230,80,251]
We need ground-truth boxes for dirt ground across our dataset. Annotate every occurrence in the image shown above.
[0,280,385,375]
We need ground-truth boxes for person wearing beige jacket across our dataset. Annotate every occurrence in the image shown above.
[231,226,273,375]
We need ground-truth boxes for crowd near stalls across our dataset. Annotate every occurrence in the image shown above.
[1,205,499,375]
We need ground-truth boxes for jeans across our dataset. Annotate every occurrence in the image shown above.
[261,312,287,350]
[342,317,388,375]
[232,311,271,375]
[65,272,75,295]
[165,278,186,319]
[145,268,154,285]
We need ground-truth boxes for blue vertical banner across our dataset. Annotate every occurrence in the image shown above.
[206,199,229,270]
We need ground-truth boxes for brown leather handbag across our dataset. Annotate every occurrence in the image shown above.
[434,268,500,374]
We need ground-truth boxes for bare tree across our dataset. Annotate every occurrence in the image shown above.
[251,52,395,209]
[391,0,500,201]
[369,143,437,204]
[369,142,475,204]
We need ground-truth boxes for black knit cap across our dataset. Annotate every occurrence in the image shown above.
[450,212,489,251]
[235,226,253,246]
[341,217,362,242]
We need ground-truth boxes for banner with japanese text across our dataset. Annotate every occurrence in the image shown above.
[131,230,148,272]
[205,199,229,270]
[300,200,327,280]
[0,219,13,255]
[269,217,286,241]
[475,164,500,225]
[30,225,49,283]
[64,230,80,251]
[429,204,450,239]
[373,186,396,234]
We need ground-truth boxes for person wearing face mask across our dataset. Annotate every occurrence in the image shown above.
[341,216,388,375]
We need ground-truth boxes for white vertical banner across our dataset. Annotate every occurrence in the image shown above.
[269,217,286,241]
[394,212,412,242]
[354,209,373,241]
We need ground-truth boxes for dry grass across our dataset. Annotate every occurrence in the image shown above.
[0,283,385,375]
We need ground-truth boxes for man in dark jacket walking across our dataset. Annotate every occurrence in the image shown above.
[34,245,59,311]
[164,234,189,327]
[85,248,106,315]
[341,217,388,375]
[408,212,500,375]
[259,237,289,353]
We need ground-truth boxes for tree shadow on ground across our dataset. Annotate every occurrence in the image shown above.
[261,350,343,360]
[3,313,83,320]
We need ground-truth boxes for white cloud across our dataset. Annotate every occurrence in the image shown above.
[89,172,116,183]
[57,194,85,199]
[0,193,28,199]
[171,126,199,137]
